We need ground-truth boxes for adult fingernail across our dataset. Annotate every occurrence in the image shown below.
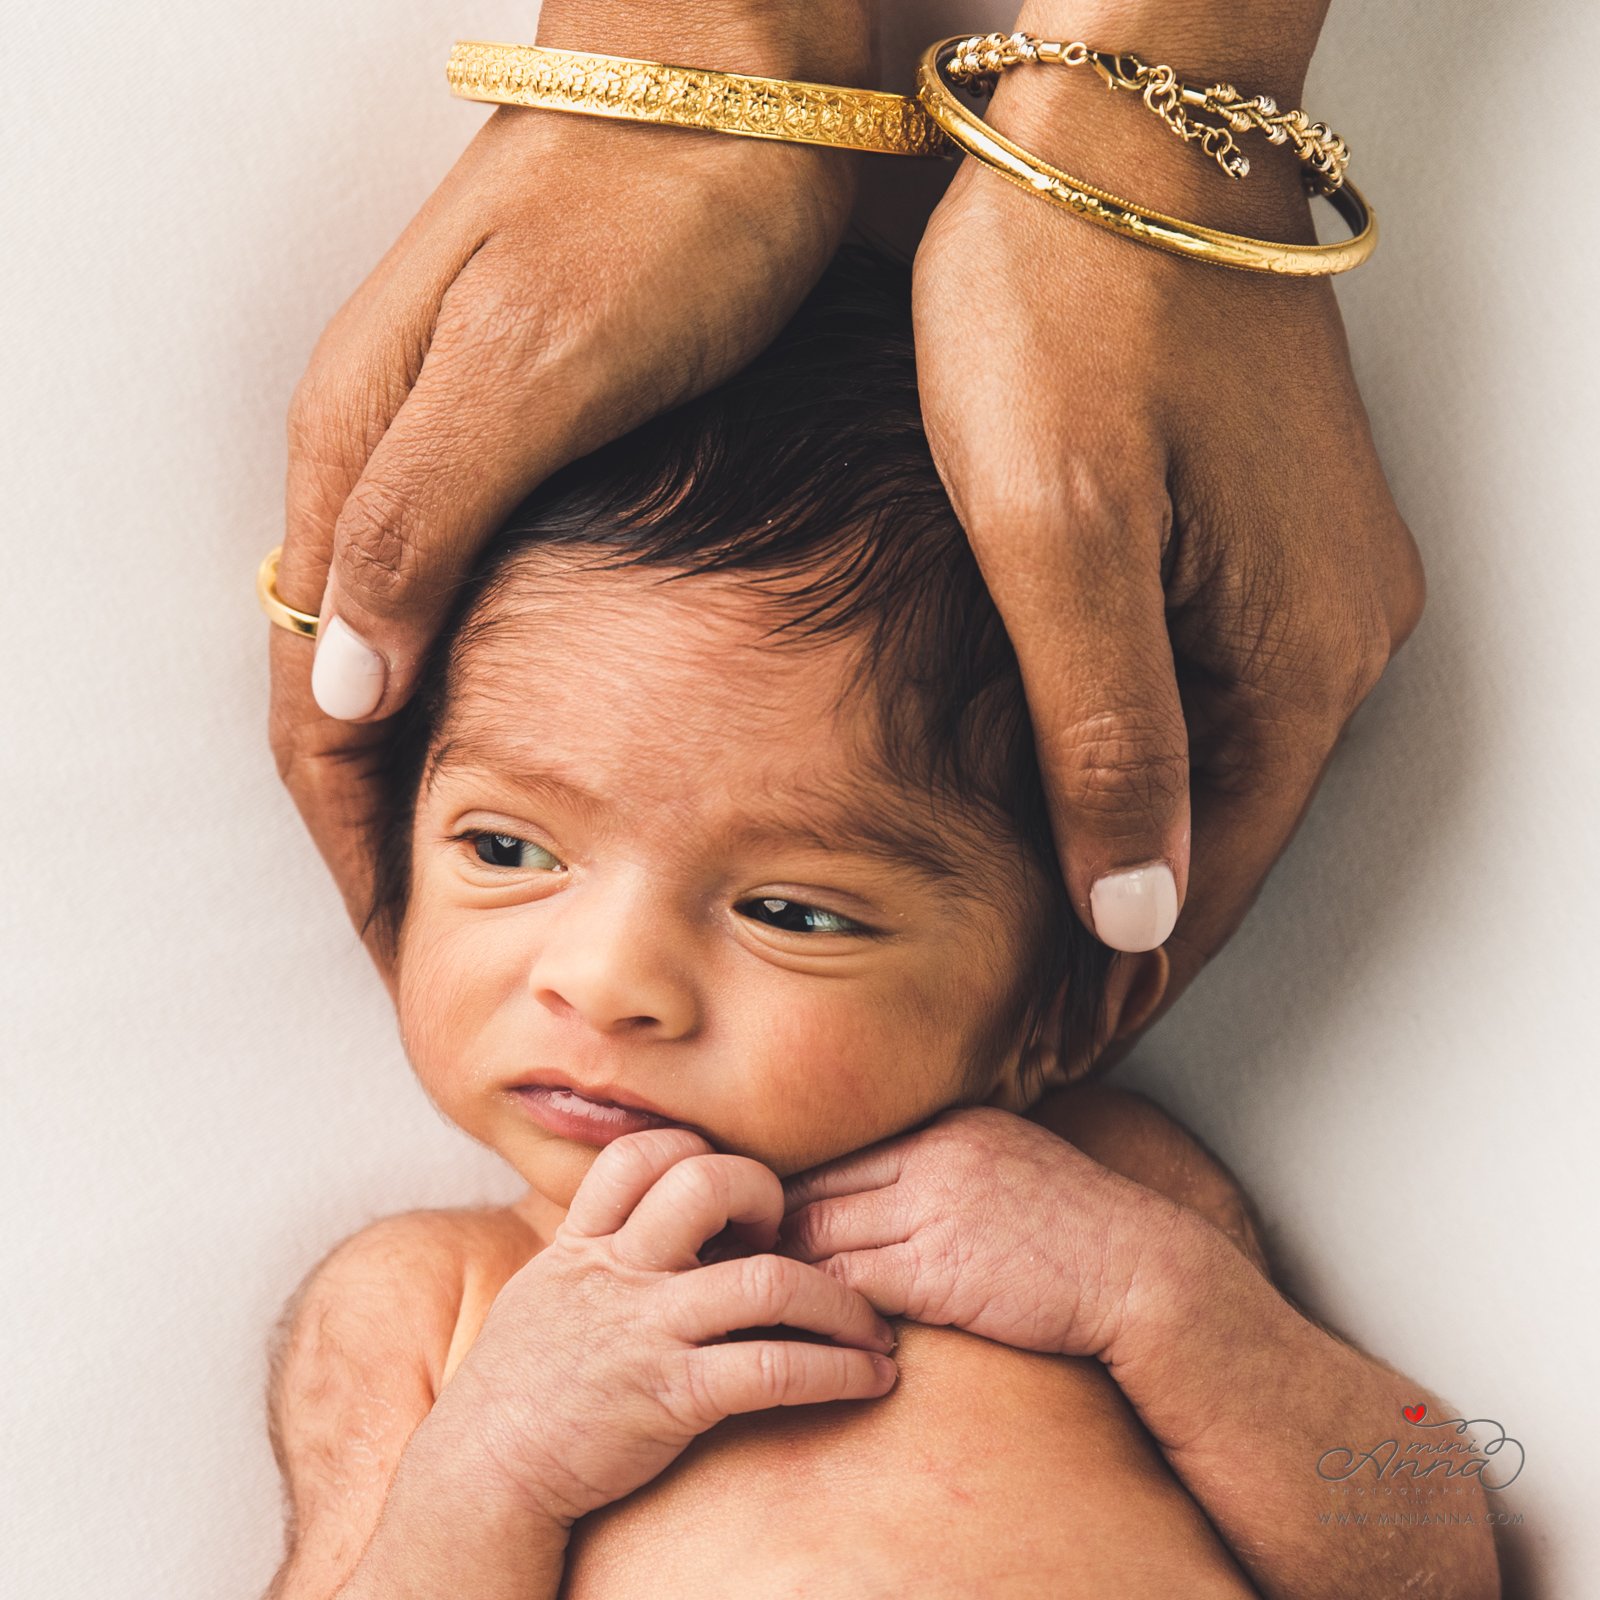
[311,615,386,720]
[1090,862,1178,952]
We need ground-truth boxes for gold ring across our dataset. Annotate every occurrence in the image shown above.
[256,546,320,639]
[916,38,1377,276]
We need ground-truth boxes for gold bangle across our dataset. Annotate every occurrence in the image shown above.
[916,36,1377,276]
[447,41,953,159]
[256,546,319,640]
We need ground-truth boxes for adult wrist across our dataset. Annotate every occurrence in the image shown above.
[1101,1208,1286,1422]
[1009,0,1328,98]
[534,0,877,88]
[978,0,1328,244]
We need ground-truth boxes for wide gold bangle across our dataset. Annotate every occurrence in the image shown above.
[916,35,1377,276]
[256,546,319,640]
[446,41,952,159]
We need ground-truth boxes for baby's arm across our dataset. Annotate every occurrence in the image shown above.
[261,1130,896,1599]
[1037,1086,1503,1600]
[262,1209,567,1600]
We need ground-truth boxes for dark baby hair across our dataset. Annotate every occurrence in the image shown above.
[366,244,1112,1078]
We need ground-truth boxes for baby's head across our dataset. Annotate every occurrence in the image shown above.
[367,249,1158,1209]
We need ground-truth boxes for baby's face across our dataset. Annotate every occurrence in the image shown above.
[395,551,1055,1216]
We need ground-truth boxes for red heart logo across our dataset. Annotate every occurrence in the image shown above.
[1404,1404,1427,1424]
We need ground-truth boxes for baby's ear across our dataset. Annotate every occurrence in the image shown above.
[1029,948,1172,1098]
[1099,947,1170,1048]
[984,983,1072,1112]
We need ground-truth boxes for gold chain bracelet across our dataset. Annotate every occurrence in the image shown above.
[446,41,951,159]
[916,35,1376,276]
[944,31,1350,194]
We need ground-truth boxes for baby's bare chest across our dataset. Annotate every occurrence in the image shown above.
[432,1210,1175,1597]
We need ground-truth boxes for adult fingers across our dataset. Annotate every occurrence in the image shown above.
[615,1153,786,1273]
[266,624,396,971]
[562,1127,716,1239]
[662,1254,895,1351]
[294,295,565,723]
[671,1339,896,1426]
[270,238,480,955]
[963,468,1191,953]
[1161,698,1342,1021]
[1142,502,1420,1024]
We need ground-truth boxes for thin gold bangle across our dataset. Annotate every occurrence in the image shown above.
[447,41,953,159]
[916,37,1377,276]
[256,546,319,640]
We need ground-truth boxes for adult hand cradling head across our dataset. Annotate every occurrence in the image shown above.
[268,0,1423,1045]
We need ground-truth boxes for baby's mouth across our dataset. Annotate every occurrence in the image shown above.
[506,1076,702,1148]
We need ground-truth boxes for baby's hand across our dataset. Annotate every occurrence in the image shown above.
[780,1106,1194,1359]
[422,1128,898,1528]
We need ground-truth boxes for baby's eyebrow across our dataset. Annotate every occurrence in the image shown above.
[732,806,967,885]
[425,737,605,820]
[427,735,976,889]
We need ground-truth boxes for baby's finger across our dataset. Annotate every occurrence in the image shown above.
[810,1243,920,1320]
[615,1154,784,1273]
[669,1340,896,1427]
[781,1138,909,1213]
[562,1127,716,1240]
[660,1254,896,1352]
[779,1186,906,1265]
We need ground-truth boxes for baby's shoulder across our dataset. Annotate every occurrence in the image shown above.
[263,1203,541,1595]
[276,1203,544,1395]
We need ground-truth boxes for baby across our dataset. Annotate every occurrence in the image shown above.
[263,250,1501,1599]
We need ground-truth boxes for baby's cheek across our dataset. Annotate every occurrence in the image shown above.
[723,984,965,1176]
[395,918,497,1115]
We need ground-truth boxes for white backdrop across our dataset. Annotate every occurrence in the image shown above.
[2,2,1594,1596]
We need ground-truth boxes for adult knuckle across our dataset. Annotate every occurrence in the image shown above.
[1055,709,1188,820]
[1350,610,1396,704]
[961,456,1160,554]
[333,477,418,610]
[1388,522,1428,646]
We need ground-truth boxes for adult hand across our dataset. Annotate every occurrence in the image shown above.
[270,0,869,974]
[913,0,1423,1025]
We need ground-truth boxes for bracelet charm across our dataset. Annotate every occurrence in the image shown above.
[943,32,1350,194]
[916,35,1377,276]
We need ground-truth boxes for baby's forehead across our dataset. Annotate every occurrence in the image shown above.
[427,556,1020,887]
[449,556,877,757]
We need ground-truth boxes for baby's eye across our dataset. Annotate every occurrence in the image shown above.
[466,832,564,872]
[736,896,865,936]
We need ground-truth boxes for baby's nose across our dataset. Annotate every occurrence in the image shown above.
[523,880,699,1040]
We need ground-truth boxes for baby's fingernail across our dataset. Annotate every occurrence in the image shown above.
[311,615,387,720]
[1090,862,1179,953]
[875,1318,896,1350]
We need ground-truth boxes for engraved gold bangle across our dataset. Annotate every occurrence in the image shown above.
[446,41,952,159]
[916,36,1377,276]
[257,546,319,639]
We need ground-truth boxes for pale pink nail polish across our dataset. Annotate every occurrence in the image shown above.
[1090,863,1178,952]
[311,615,386,720]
